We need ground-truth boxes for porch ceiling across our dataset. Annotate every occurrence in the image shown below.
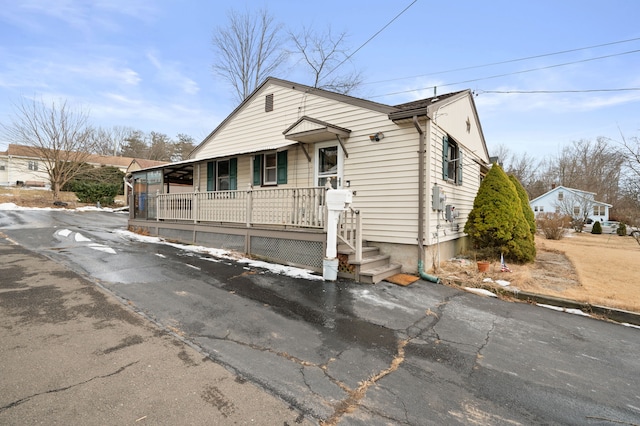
[163,163,194,185]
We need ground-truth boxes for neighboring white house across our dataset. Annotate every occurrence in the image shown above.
[128,77,491,282]
[529,185,612,222]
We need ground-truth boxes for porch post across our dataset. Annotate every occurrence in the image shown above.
[324,188,353,281]
[193,190,198,224]
[246,184,253,228]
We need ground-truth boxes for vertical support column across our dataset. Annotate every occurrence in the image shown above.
[246,184,253,228]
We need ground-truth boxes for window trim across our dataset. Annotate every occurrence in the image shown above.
[253,150,287,187]
[206,158,237,191]
[442,135,462,185]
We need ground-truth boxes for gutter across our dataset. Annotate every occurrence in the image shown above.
[413,115,440,284]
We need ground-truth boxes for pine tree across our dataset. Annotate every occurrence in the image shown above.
[464,164,536,263]
[509,174,536,236]
[591,221,602,234]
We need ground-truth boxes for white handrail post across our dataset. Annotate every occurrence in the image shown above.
[193,190,198,224]
[246,184,253,228]
[355,210,362,263]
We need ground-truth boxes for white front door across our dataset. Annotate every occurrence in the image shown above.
[315,141,344,189]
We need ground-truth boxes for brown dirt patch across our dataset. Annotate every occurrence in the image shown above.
[0,187,81,208]
[440,233,640,313]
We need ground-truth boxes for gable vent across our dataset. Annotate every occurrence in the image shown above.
[265,93,274,112]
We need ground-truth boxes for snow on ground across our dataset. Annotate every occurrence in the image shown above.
[537,303,592,317]
[114,229,323,281]
[464,287,497,298]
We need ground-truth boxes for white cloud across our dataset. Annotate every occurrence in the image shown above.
[147,52,200,95]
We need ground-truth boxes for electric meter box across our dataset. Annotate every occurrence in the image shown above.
[432,185,446,211]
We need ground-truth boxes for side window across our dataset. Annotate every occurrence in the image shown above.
[254,151,287,186]
[28,161,39,171]
[442,135,462,185]
[264,153,277,185]
[206,159,237,191]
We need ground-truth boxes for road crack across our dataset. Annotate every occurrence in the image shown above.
[0,361,139,413]
[320,338,409,426]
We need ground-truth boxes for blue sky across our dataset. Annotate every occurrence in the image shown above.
[1,0,639,159]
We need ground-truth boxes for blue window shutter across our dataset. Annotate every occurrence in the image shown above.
[229,158,237,190]
[253,155,262,186]
[457,150,463,185]
[277,151,288,184]
[206,161,215,191]
[442,135,449,180]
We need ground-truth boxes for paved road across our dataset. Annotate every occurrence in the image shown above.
[2,208,640,425]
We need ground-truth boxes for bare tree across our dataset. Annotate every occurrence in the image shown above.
[551,138,622,204]
[89,125,133,156]
[1,98,95,201]
[554,189,595,232]
[211,8,287,103]
[619,132,640,195]
[289,25,363,94]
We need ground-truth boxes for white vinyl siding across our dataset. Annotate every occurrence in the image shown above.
[192,81,487,246]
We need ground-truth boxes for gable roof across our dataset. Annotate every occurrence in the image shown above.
[530,185,612,207]
[1,144,167,170]
[191,77,478,158]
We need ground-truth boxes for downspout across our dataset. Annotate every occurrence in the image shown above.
[413,115,440,283]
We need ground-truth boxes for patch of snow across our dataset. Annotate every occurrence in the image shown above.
[88,244,116,254]
[115,229,323,281]
[482,278,493,283]
[57,229,72,237]
[621,323,640,330]
[155,253,166,258]
[537,304,591,317]
[464,287,497,297]
[186,264,201,270]
[74,232,91,242]
[495,280,510,287]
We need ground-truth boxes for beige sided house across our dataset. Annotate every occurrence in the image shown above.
[0,143,145,188]
[128,77,490,283]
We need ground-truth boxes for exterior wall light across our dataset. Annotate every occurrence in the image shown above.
[369,132,384,142]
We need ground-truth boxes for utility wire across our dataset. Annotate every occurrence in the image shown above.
[364,36,640,85]
[324,0,418,78]
[373,48,640,98]
[478,88,640,94]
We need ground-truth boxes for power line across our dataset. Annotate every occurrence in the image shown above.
[478,88,640,94]
[324,0,418,78]
[364,36,640,85]
[372,48,640,98]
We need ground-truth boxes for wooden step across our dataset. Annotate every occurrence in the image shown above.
[351,253,392,270]
[337,245,380,262]
[358,263,403,284]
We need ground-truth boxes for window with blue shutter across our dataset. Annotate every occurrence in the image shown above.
[253,151,287,186]
[206,161,215,191]
[277,151,287,184]
[229,158,237,190]
[442,134,462,184]
[253,155,262,186]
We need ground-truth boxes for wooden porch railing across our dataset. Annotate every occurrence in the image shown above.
[338,207,362,263]
[156,186,327,229]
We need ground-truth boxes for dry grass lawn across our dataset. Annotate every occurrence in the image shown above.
[0,187,82,207]
[440,232,640,313]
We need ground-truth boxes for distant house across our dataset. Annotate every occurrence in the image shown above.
[529,185,612,222]
[128,77,490,282]
[0,143,162,188]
